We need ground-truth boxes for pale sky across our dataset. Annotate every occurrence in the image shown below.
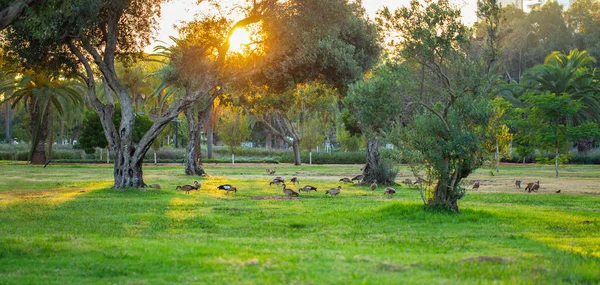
[146,0,478,52]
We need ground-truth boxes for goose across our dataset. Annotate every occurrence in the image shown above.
[339,178,352,183]
[370,180,377,191]
[282,183,299,199]
[148,183,161,189]
[351,175,364,183]
[269,177,285,186]
[217,184,237,195]
[290,177,300,185]
[325,186,342,198]
[472,181,480,191]
[384,187,396,197]
[299,185,317,193]
[176,184,198,194]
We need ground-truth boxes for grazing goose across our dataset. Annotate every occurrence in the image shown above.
[351,175,364,183]
[325,186,342,198]
[290,177,300,185]
[339,178,353,183]
[515,180,521,188]
[370,180,377,191]
[531,181,540,192]
[299,185,317,193]
[472,181,480,191]
[269,177,285,186]
[384,187,396,197]
[282,183,299,199]
[217,184,237,195]
[176,184,198,194]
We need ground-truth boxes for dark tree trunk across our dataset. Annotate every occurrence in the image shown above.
[184,107,208,176]
[576,138,595,153]
[292,140,301,165]
[29,101,50,165]
[429,157,461,212]
[362,139,380,184]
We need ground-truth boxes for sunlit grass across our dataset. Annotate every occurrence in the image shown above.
[0,163,599,283]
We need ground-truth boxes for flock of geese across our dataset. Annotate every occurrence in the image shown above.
[165,168,398,199]
[162,168,555,198]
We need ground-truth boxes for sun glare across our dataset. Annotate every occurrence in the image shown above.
[228,28,252,54]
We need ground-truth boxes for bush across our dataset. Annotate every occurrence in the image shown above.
[365,159,399,185]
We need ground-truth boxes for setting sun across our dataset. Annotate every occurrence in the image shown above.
[228,28,252,54]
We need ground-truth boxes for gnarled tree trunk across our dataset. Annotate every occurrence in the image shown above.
[184,106,210,176]
[362,139,380,184]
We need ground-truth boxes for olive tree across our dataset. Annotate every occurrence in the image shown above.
[378,0,503,211]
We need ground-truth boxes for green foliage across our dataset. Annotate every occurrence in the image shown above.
[300,116,327,152]
[336,126,364,152]
[259,0,381,92]
[78,108,154,154]
[219,107,251,155]
[344,62,411,139]
[379,0,501,210]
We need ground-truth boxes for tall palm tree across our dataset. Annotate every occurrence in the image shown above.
[6,71,83,164]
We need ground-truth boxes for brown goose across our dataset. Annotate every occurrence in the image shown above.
[269,177,285,186]
[325,186,342,198]
[339,178,353,183]
[148,183,161,189]
[282,183,299,199]
[299,185,317,193]
[531,181,540,192]
[384,187,396,197]
[370,180,377,191]
[472,181,480,191]
[351,175,364,183]
[176,184,198,194]
[290,177,300,185]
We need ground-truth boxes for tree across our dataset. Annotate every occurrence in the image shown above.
[299,115,327,164]
[513,92,599,178]
[5,71,82,164]
[0,0,37,30]
[219,106,251,164]
[378,0,502,212]
[78,108,153,155]
[344,62,412,185]
[2,0,282,188]
[521,49,600,152]
[248,82,337,165]
[565,0,600,61]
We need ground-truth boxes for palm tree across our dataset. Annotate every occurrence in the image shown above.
[522,49,600,152]
[6,71,83,164]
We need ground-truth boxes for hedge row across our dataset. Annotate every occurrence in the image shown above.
[2,144,600,165]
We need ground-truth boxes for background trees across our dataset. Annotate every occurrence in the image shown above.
[219,106,251,163]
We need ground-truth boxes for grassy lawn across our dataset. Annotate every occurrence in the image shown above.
[0,162,599,284]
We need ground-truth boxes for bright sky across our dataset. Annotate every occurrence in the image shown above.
[146,0,478,52]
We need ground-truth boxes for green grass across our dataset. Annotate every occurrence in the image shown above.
[1,163,599,284]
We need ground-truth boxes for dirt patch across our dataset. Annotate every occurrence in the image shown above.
[462,256,510,263]
[251,196,302,200]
